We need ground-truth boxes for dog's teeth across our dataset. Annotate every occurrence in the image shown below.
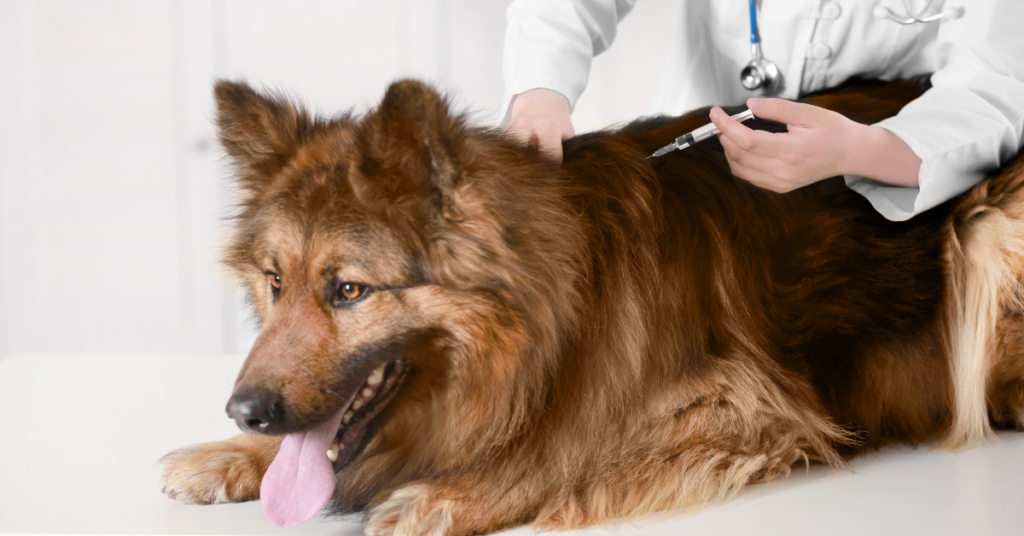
[327,442,340,462]
[343,411,353,424]
[362,387,375,398]
[367,365,385,386]
[353,399,363,410]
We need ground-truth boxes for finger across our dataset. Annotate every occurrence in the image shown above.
[720,136,789,188]
[504,120,565,161]
[502,121,531,145]
[727,159,796,193]
[538,136,563,161]
[725,158,780,190]
[532,121,567,161]
[718,133,784,176]
[747,98,818,127]
[718,131,786,171]
[710,107,785,157]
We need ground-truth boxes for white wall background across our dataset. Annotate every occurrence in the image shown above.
[0,0,677,359]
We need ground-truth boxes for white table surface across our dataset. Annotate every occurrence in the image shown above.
[1,354,1022,535]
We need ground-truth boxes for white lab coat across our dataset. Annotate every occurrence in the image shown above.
[502,0,1024,221]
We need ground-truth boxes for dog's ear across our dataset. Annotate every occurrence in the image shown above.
[214,80,311,199]
[351,79,465,222]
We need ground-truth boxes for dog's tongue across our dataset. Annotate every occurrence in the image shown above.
[260,407,345,527]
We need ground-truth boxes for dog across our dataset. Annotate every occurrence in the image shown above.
[159,77,1024,535]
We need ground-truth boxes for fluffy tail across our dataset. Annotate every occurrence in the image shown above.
[943,157,1024,450]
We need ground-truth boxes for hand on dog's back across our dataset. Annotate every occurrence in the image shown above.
[503,88,574,161]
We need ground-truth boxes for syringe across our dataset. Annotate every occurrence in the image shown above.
[648,109,756,158]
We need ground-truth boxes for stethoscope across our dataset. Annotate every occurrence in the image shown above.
[740,0,966,93]
[739,0,780,93]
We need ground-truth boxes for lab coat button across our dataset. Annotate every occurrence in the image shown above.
[820,3,842,19]
[808,43,833,59]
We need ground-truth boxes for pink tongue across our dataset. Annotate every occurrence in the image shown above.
[260,407,346,527]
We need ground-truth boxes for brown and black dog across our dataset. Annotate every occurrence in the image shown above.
[160,78,1024,535]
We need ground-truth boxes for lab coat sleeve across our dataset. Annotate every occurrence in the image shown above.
[500,0,637,124]
[844,1,1024,221]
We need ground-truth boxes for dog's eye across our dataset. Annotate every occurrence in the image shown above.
[332,282,370,307]
[341,282,365,300]
[268,273,281,301]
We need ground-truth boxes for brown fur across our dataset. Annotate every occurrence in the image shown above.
[160,78,1024,535]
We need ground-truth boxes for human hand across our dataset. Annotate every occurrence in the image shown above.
[709,98,920,193]
[503,88,575,161]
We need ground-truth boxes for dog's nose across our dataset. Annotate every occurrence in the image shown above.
[226,390,281,433]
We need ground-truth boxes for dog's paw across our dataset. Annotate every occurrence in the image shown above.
[365,483,454,536]
[159,435,276,505]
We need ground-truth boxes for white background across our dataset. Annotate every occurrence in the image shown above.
[0,0,677,359]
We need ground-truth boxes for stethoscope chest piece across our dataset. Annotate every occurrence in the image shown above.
[740,42,780,92]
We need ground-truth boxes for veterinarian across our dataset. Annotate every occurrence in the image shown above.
[500,0,1024,221]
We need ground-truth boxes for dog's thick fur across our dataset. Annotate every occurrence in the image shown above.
[160,78,1024,535]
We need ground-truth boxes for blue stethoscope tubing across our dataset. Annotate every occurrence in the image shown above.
[749,0,760,45]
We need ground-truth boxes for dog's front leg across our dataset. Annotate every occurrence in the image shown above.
[159,433,281,504]
[365,480,527,536]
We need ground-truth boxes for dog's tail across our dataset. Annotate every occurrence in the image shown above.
[943,153,1024,450]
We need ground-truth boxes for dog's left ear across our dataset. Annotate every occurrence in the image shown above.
[352,80,465,222]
